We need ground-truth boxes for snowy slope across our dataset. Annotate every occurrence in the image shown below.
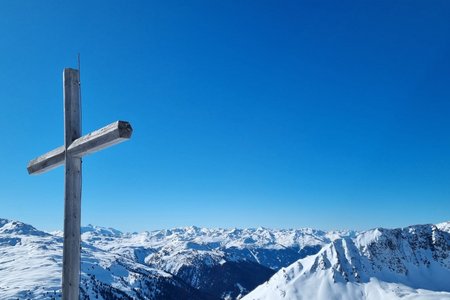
[79,225,352,299]
[243,222,450,300]
[81,225,351,269]
[0,219,349,299]
[2,218,448,300]
[0,220,61,299]
[0,219,213,300]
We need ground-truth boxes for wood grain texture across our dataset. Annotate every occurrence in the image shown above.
[68,120,132,157]
[27,121,132,175]
[27,146,65,175]
[62,68,81,300]
[27,67,133,300]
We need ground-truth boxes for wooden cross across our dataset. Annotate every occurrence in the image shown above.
[27,68,132,299]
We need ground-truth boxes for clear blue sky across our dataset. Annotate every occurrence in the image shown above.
[1,1,450,232]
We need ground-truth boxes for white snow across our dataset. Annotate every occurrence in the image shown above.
[1,218,449,300]
[243,223,450,300]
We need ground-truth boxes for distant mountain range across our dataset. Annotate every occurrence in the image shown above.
[0,218,448,299]
[244,222,450,300]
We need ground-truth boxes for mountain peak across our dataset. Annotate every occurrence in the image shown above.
[2,217,449,299]
[0,219,49,237]
[437,221,450,233]
[81,224,122,237]
[243,223,450,300]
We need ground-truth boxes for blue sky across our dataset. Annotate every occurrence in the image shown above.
[1,1,450,232]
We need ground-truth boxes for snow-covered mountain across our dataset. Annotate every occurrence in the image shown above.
[0,218,349,299]
[243,223,450,300]
[0,220,211,299]
[1,218,449,300]
[79,225,353,299]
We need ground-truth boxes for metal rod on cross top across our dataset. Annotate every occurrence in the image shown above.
[27,68,132,299]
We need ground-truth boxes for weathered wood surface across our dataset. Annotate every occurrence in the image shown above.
[68,121,132,157]
[27,146,65,175]
[27,121,133,175]
[27,66,132,300]
[62,68,82,300]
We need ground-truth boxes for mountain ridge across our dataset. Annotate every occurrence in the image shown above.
[1,218,448,299]
[243,222,450,300]
[1,217,345,299]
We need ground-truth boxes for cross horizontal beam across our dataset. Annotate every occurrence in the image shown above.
[27,120,132,175]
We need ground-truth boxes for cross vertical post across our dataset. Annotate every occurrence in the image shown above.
[63,68,81,300]
[27,66,132,299]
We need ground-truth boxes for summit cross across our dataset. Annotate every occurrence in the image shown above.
[27,68,133,299]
